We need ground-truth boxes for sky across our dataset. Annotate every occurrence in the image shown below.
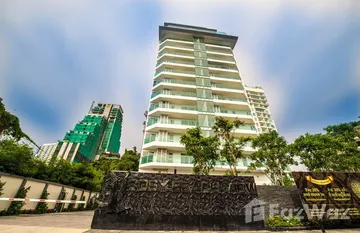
[0,0,359,154]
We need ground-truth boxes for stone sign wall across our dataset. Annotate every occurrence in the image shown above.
[91,172,263,231]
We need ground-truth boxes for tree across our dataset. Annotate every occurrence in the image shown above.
[0,139,37,177]
[324,120,360,141]
[290,133,360,172]
[180,126,220,175]
[0,98,38,147]
[249,131,296,185]
[212,117,251,176]
[115,146,141,171]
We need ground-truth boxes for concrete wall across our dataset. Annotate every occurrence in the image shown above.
[0,175,24,210]
[0,172,99,211]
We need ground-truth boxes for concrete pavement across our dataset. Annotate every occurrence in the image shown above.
[0,211,93,233]
[1,211,360,233]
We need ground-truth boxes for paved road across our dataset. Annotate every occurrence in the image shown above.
[1,211,360,233]
[0,211,93,233]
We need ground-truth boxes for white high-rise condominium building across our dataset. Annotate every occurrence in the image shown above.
[35,143,57,163]
[245,86,277,133]
[139,23,277,184]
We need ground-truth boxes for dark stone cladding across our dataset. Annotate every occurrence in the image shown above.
[91,172,264,231]
[257,185,302,217]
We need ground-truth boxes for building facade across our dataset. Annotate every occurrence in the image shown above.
[245,86,277,133]
[51,102,124,163]
[35,143,57,163]
[139,23,277,184]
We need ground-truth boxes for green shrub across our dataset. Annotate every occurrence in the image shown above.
[265,215,304,227]
[78,196,86,211]
[54,189,66,212]
[67,194,77,211]
[35,191,49,214]
[6,186,31,215]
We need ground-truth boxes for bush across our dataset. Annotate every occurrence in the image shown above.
[67,194,77,212]
[6,186,31,215]
[35,191,49,214]
[265,215,304,227]
[54,189,67,212]
[78,196,86,211]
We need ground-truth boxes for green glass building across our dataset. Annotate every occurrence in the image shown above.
[52,103,124,163]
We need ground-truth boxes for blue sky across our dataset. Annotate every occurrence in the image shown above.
[1,0,359,154]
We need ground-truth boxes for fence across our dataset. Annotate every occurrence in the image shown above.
[0,172,99,212]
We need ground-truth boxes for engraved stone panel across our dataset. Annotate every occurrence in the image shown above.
[91,172,263,231]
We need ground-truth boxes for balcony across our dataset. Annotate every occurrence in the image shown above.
[149,103,197,112]
[208,64,237,71]
[156,60,195,67]
[218,109,252,116]
[213,95,247,102]
[206,47,233,55]
[211,83,243,91]
[153,79,196,87]
[151,90,197,99]
[210,73,240,81]
[157,51,194,59]
[147,117,198,127]
[159,43,194,51]
[154,69,196,77]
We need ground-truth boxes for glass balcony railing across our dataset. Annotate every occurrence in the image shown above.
[207,56,234,62]
[160,37,194,44]
[149,103,197,112]
[159,43,194,50]
[213,95,247,102]
[155,69,195,76]
[210,73,240,80]
[208,64,237,71]
[143,135,182,144]
[156,60,195,67]
[147,117,198,127]
[157,51,194,58]
[211,84,243,90]
[236,125,257,131]
[218,109,252,115]
[151,90,197,99]
[206,48,232,54]
[153,79,196,87]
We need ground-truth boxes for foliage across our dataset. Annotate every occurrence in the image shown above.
[115,146,141,171]
[67,194,77,211]
[0,177,5,196]
[0,139,141,192]
[35,191,49,214]
[78,195,86,211]
[213,117,251,176]
[0,98,37,147]
[290,133,360,172]
[54,189,67,212]
[6,186,31,215]
[180,126,220,175]
[249,131,296,185]
[323,120,360,141]
[265,215,303,227]
[92,147,140,173]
